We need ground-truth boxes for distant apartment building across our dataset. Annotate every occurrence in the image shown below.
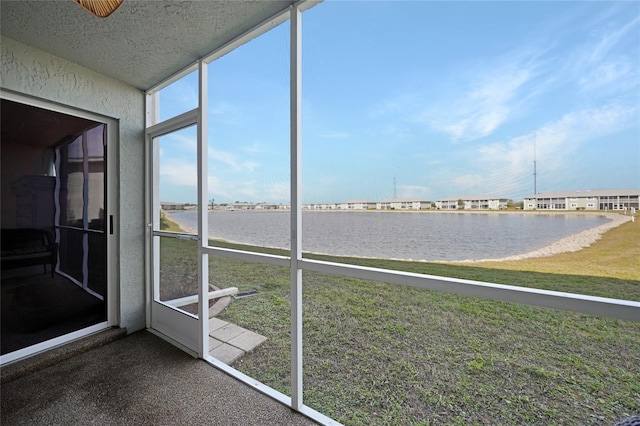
[303,203,337,210]
[523,189,640,210]
[303,199,430,210]
[435,196,509,210]
[254,203,278,210]
[338,200,377,210]
[223,202,290,210]
[376,199,431,210]
[227,202,256,210]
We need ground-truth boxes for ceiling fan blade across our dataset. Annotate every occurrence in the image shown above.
[73,0,123,18]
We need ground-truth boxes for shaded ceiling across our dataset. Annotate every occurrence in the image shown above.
[0,0,298,91]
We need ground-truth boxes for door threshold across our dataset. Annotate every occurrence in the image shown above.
[0,326,126,383]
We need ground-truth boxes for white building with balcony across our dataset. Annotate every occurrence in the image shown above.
[376,199,431,210]
[523,189,640,210]
[435,196,509,210]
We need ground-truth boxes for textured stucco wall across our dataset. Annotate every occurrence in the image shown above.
[1,36,146,333]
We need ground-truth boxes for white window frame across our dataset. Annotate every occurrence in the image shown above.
[143,4,640,425]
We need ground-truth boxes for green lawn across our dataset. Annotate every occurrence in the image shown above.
[463,219,640,282]
[162,213,640,425]
[160,211,185,233]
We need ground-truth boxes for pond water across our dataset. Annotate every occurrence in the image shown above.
[169,210,610,262]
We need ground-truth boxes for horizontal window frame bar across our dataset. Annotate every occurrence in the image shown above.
[153,230,198,240]
[145,108,198,138]
[299,258,640,323]
[204,246,290,268]
[199,243,638,426]
[1,88,116,123]
[201,8,290,65]
[0,322,110,366]
[165,287,238,308]
[145,62,199,96]
[154,300,198,319]
[201,0,319,65]
[195,245,639,322]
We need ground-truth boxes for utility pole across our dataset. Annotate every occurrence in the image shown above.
[533,133,537,195]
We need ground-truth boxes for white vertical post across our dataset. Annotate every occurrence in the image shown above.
[290,5,303,411]
[198,60,210,358]
[145,92,160,128]
[145,92,159,329]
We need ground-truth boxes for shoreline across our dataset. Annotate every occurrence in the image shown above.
[165,211,633,263]
[454,213,632,263]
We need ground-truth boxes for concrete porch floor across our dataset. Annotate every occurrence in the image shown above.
[1,330,317,425]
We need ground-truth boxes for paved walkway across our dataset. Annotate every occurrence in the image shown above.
[206,290,268,364]
[208,317,267,364]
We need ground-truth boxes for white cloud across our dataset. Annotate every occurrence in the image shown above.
[422,67,532,142]
[260,182,289,201]
[160,160,197,188]
[579,61,634,92]
[452,101,640,197]
[553,13,640,98]
[370,10,638,145]
[208,176,289,203]
[588,15,640,64]
[370,49,543,143]
[209,148,259,172]
[207,175,242,200]
[162,133,197,153]
[442,67,531,141]
[543,102,635,143]
[241,142,265,154]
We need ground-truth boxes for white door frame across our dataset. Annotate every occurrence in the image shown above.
[145,107,203,355]
[0,89,118,365]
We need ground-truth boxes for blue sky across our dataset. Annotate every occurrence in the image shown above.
[158,0,640,204]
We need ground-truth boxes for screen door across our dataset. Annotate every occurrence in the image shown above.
[148,123,201,352]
